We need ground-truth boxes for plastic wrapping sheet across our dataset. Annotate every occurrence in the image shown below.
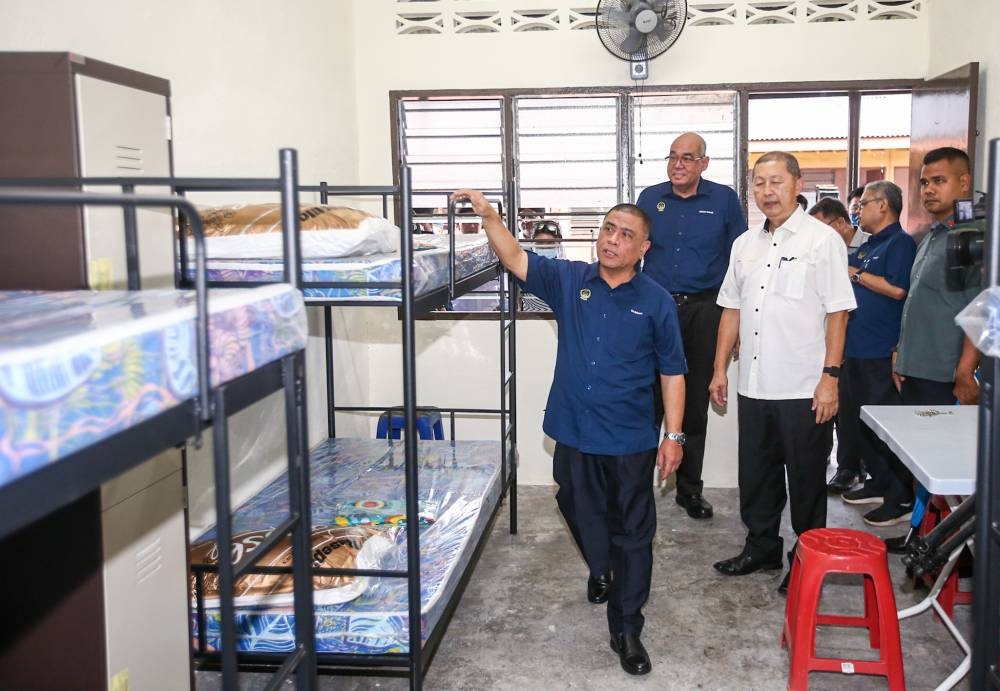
[956,286,1000,357]
[0,285,307,488]
[191,437,502,654]
[187,235,497,302]
[190,204,400,260]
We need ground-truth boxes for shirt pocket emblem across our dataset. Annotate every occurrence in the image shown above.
[580,288,591,301]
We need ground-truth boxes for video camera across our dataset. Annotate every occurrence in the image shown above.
[945,195,987,269]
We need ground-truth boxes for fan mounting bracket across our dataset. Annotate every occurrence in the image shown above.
[630,59,649,80]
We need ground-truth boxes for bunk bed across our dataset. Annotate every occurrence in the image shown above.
[0,149,319,691]
[184,170,519,690]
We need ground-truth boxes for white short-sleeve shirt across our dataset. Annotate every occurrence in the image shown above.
[717,207,856,400]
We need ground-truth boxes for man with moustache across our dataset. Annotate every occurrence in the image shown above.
[637,132,746,520]
[452,189,687,676]
[708,152,855,594]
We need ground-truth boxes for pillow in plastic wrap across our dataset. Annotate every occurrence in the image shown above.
[192,203,399,259]
[189,525,391,607]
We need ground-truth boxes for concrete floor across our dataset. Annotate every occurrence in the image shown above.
[198,476,972,691]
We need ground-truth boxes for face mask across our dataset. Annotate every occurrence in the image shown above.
[535,248,559,259]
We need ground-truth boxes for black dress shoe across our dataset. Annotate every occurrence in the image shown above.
[610,632,651,675]
[713,550,782,576]
[676,492,713,519]
[777,570,791,596]
[826,468,860,494]
[587,574,610,604]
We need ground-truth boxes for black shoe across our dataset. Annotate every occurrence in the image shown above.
[826,468,860,494]
[713,549,783,576]
[777,570,791,596]
[863,503,913,527]
[587,574,611,604]
[610,633,651,675]
[676,492,714,519]
[842,485,884,505]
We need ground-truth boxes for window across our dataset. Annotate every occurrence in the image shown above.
[394,81,916,314]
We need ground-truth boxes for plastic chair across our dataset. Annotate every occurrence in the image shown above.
[917,495,973,619]
[375,406,445,441]
[781,528,905,691]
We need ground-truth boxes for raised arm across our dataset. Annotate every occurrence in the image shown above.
[451,189,528,281]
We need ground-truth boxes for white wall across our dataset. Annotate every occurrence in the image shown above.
[348,2,931,486]
[928,0,1000,185]
[0,0,364,519]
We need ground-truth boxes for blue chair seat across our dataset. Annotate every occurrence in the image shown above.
[376,407,445,440]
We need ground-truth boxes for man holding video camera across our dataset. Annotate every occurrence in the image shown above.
[895,147,983,406]
[881,147,984,529]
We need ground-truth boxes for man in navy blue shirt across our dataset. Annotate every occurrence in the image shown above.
[834,181,917,526]
[452,188,687,677]
[636,132,746,520]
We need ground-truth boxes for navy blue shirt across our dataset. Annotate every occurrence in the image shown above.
[845,222,917,359]
[636,178,747,293]
[521,252,687,455]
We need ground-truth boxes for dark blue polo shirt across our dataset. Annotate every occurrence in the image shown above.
[845,222,917,359]
[636,178,747,293]
[521,252,687,455]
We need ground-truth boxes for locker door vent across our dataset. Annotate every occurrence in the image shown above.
[114,144,144,173]
[134,537,163,585]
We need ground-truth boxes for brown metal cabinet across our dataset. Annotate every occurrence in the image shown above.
[0,52,189,691]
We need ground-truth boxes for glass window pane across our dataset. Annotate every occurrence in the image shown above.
[632,92,739,195]
[748,95,849,228]
[859,92,912,229]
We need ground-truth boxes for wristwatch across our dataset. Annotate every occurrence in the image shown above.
[664,431,686,446]
[851,269,865,285]
[822,366,841,378]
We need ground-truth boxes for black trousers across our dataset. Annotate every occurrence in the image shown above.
[837,358,904,500]
[653,295,722,495]
[737,396,832,558]
[553,443,657,636]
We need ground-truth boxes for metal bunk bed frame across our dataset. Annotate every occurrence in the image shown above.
[179,168,518,690]
[0,149,319,691]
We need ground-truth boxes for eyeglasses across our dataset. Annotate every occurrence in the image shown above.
[665,154,706,166]
[857,197,884,208]
[531,220,562,238]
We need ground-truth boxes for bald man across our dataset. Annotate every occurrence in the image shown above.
[636,132,747,520]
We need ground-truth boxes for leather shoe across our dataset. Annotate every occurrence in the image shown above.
[610,632,651,675]
[777,570,791,596]
[676,492,713,519]
[826,468,860,494]
[587,574,610,604]
[713,550,783,576]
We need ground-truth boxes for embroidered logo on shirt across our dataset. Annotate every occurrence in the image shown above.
[630,308,644,315]
[656,201,666,212]
[580,288,592,301]
[698,210,715,215]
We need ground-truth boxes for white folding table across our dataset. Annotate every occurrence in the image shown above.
[861,405,976,691]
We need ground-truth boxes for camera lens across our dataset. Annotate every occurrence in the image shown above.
[945,228,985,270]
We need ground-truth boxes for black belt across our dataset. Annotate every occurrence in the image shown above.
[670,290,718,305]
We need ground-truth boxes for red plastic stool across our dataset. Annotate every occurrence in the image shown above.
[781,528,905,691]
[918,496,973,619]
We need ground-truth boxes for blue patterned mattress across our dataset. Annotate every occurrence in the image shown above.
[190,437,503,655]
[193,234,497,302]
[0,285,307,489]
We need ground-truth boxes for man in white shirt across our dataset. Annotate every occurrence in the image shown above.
[709,151,856,594]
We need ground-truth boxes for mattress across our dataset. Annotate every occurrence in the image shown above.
[192,234,497,301]
[191,437,503,655]
[0,285,307,489]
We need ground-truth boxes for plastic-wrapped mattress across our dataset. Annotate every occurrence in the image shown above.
[190,437,502,654]
[0,285,307,488]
